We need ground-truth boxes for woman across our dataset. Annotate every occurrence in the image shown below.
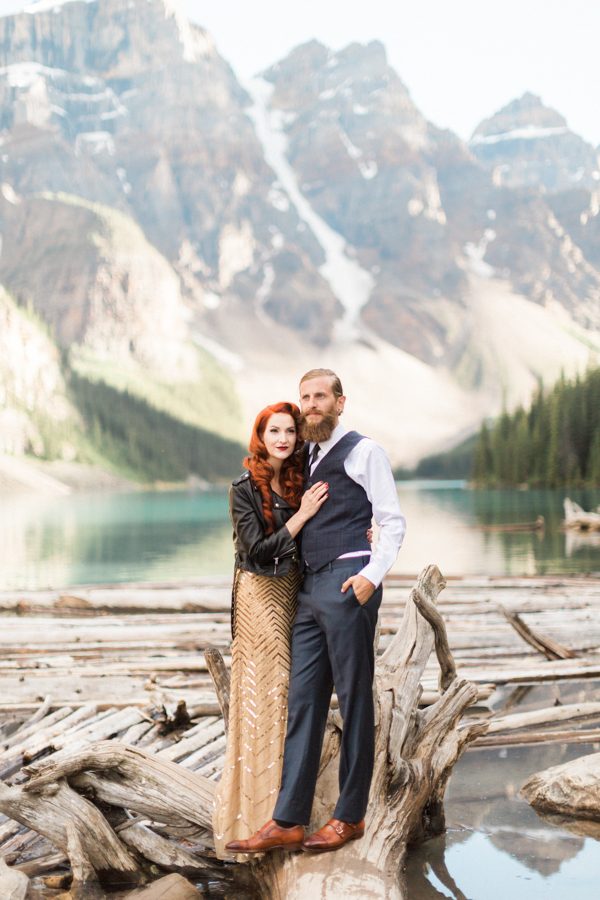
[213,401,328,858]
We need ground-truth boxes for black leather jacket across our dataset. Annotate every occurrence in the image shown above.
[229,471,299,576]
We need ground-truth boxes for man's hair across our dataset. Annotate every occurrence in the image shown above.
[299,368,344,399]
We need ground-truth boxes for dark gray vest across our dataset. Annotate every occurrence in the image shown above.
[301,431,372,570]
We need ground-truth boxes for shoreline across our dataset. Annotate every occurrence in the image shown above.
[0,454,229,496]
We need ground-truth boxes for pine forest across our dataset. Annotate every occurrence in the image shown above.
[472,367,600,487]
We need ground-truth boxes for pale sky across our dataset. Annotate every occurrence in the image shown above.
[1,0,598,146]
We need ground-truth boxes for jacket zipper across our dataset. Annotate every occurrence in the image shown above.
[274,542,297,574]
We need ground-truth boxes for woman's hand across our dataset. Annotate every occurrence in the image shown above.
[284,481,329,539]
[299,481,329,521]
[366,528,373,544]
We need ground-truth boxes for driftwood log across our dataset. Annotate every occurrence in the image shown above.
[500,606,577,660]
[0,857,29,900]
[0,565,486,898]
[563,497,600,531]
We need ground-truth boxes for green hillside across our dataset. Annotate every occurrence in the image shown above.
[1,205,246,484]
[71,345,244,444]
[70,372,244,483]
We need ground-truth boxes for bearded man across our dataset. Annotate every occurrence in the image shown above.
[226,368,406,854]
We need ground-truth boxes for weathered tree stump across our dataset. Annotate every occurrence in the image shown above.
[0,564,486,898]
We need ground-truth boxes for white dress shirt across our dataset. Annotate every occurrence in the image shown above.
[308,423,406,587]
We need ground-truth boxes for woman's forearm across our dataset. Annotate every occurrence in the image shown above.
[283,510,309,539]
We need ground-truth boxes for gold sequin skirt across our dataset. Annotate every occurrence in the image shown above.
[213,567,300,859]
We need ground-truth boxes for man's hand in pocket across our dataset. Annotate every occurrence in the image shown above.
[341,574,376,605]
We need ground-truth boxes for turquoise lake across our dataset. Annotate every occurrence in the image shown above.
[1,482,600,590]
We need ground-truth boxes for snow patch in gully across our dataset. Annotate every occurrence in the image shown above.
[245,77,374,342]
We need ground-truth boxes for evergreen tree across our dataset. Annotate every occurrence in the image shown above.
[471,366,600,487]
[69,373,244,482]
[473,422,493,484]
[587,431,600,486]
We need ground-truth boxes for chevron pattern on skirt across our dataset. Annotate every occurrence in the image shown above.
[213,566,300,859]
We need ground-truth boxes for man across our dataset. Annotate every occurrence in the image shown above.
[226,368,406,854]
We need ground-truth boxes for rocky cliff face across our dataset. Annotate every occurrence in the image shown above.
[0,190,199,378]
[0,0,340,348]
[260,43,600,365]
[0,284,76,457]
[0,0,598,468]
[261,40,464,362]
[468,93,600,329]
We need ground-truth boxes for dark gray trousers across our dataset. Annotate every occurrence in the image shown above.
[273,556,382,825]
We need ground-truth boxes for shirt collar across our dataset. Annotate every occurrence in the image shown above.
[310,421,347,454]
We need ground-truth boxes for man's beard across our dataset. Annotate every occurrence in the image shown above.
[300,411,337,443]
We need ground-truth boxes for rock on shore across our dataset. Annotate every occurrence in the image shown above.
[521,751,600,821]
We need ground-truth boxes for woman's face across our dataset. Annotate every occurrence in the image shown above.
[263,412,297,464]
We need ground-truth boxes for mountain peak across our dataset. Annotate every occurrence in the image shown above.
[262,39,330,80]
[472,93,567,142]
[336,39,388,67]
[470,93,599,194]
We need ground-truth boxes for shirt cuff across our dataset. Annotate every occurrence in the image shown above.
[358,561,385,589]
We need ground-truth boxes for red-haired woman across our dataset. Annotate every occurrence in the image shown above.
[213,402,328,858]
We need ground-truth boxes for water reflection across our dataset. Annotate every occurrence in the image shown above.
[565,529,600,557]
[395,482,600,578]
[1,483,600,589]
[0,489,232,589]
[406,742,600,899]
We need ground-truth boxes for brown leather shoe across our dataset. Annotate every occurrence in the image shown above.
[302,818,365,853]
[225,818,304,854]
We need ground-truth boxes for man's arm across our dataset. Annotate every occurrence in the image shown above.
[341,440,406,603]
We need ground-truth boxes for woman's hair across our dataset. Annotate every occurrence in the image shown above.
[244,401,304,533]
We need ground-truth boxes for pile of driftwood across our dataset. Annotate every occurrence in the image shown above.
[0,697,228,898]
[0,565,486,899]
[2,569,600,897]
[3,573,600,713]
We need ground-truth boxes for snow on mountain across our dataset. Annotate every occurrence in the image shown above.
[23,0,96,12]
[246,76,374,341]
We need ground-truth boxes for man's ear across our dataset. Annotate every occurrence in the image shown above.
[337,395,347,415]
